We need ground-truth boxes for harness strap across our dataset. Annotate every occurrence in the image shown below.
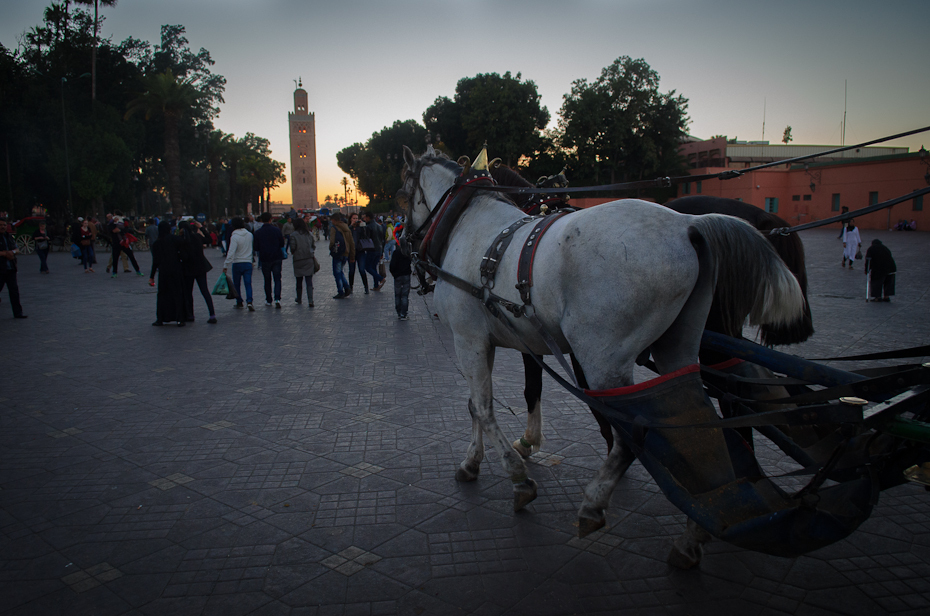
[516,211,571,305]
[480,216,536,289]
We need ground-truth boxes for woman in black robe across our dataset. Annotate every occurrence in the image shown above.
[149,222,188,326]
[865,239,897,302]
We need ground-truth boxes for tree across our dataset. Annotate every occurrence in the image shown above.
[423,71,549,167]
[74,0,118,101]
[125,69,201,216]
[782,125,793,145]
[557,56,689,196]
[337,119,427,205]
[205,128,231,219]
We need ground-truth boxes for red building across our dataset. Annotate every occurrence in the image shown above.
[676,138,928,230]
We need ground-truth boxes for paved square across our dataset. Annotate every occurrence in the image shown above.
[1,229,928,615]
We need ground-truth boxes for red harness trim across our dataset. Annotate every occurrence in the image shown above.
[707,358,745,371]
[584,364,700,398]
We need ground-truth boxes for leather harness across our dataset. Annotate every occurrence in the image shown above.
[408,166,578,384]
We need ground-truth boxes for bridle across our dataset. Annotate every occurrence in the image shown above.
[396,157,457,254]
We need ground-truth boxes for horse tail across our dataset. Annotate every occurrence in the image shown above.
[688,215,805,338]
[756,226,815,346]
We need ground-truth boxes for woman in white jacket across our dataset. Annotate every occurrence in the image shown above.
[223,217,255,310]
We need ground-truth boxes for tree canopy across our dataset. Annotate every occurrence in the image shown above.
[558,56,690,195]
[337,120,427,209]
[0,3,276,221]
[424,71,549,168]
[340,59,691,206]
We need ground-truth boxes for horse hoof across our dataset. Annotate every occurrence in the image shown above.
[577,510,606,538]
[512,439,533,459]
[667,544,703,570]
[455,464,479,482]
[513,478,538,511]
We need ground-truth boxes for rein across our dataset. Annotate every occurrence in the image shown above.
[471,125,930,198]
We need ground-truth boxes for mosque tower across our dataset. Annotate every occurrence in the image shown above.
[288,78,318,208]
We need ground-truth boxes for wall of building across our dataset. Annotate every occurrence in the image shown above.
[677,153,928,230]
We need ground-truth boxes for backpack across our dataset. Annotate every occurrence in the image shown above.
[330,230,346,257]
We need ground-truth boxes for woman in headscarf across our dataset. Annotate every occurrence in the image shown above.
[149,221,188,326]
[865,239,897,302]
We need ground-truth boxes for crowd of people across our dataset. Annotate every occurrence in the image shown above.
[0,207,412,324]
[0,206,912,323]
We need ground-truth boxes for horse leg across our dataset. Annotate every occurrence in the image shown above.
[572,353,614,455]
[454,339,537,511]
[578,432,636,537]
[512,353,544,458]
[571,355,634,536]
[668,519,713,569]
[455,399,485,482]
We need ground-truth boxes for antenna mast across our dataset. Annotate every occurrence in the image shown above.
[762,98,766,142]
[842,80,847,146]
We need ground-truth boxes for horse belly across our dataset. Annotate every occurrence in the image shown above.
[531,210,700,389]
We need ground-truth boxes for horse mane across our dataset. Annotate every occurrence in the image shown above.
[490,165,533,208]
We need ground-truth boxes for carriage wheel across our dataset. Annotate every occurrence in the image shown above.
[15,235,36,255]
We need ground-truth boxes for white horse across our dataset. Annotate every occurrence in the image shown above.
[398,146,805,557]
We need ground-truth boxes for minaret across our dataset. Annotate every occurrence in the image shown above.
[288,78,318,208]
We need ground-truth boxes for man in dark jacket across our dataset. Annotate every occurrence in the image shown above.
[865,239,897,302]
[0,219,26,318]
[252,212,285,308]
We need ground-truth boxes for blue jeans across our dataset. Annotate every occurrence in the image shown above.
[332,256,349,294]
[394,275,410,316]
[37,248,49,272]
[261,260,282,302]
[361,251,384,287]
[80,245,92,270]
[231,262,253,304]
[383,239,396,262]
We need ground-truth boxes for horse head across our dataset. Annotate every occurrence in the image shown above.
[397,145,461,232]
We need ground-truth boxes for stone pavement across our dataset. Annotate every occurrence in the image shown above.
[1,228,928,616]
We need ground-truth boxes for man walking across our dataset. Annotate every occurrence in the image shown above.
[253,212,285,308]
[0,219,26,318]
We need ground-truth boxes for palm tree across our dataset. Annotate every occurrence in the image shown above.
[206,129,231,219]
[75,0,118,101]
[125,69,200,216]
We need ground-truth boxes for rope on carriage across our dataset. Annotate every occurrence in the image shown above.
[804,344,930,362]
[767,185,930,236]
[470,125,930,197]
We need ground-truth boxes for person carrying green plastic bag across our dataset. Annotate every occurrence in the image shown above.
[212,272,229,296]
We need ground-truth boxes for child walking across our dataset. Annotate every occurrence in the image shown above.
[389,230,411,320]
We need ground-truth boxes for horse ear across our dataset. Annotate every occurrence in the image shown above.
[402,145,417,169]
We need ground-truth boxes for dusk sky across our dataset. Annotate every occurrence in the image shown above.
[3,0,927,206]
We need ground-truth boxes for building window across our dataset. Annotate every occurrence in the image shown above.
[682,182,690,195]
[765,197,778,213]
[792,195,800,201]
[696,181,702,194]
[915,194,924,211]
[831,193,841,212]
[869,191,879,206]
[803,195,812,201]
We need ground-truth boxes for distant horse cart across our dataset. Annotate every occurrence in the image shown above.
[397,128,930,568]
[10,216,46,254]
